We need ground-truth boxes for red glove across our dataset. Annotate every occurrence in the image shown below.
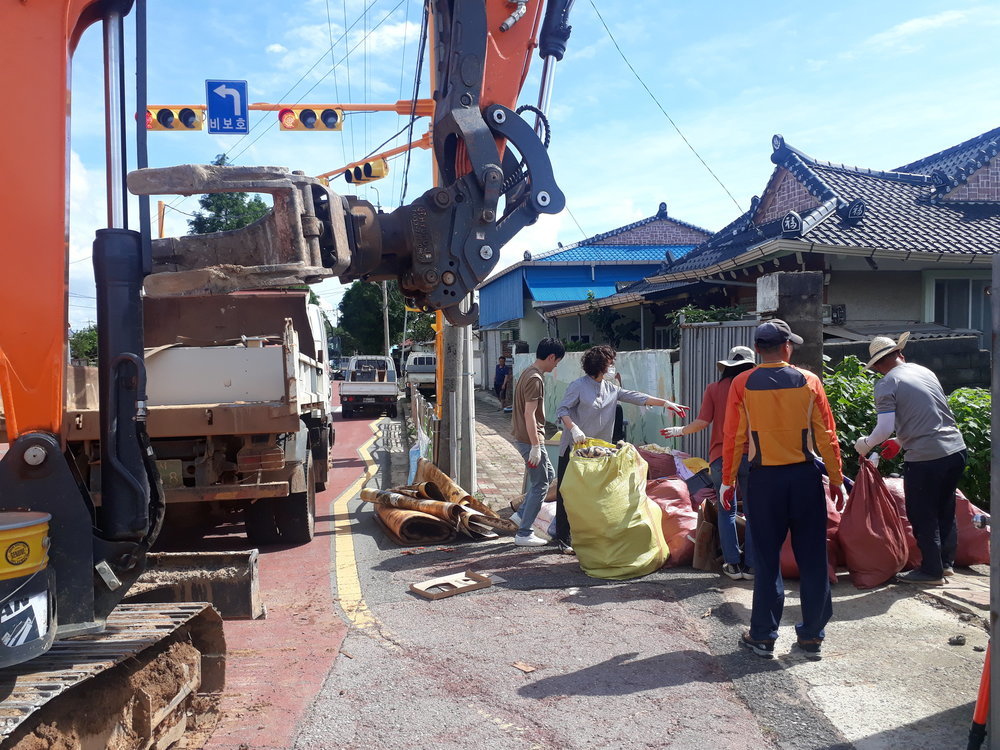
[880,438,901,460]
[719,484,735,511]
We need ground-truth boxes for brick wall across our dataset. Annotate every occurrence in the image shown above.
[754,168,821,225]
[595,218,711,246]
[824,336,990,393]
[942,159,1000,203]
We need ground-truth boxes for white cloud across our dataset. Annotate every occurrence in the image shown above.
[864,10,968,52]
[266,43,288,54]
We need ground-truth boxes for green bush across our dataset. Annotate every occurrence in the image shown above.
[948,388,991,509]
[824,356,991,508]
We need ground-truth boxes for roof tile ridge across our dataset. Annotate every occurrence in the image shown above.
[895,126,1000,172]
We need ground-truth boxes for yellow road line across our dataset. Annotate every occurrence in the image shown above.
[332,420,382,632]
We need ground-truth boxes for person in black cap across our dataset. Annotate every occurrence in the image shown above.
[720,319,845,659]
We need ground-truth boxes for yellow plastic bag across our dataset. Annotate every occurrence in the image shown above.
[561,441,670,579]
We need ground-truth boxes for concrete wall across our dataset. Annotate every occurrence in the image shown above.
[827,271,923,322]
[825,336,990,393]
[513,348,681,447]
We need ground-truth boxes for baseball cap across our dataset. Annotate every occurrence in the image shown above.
[754,319,803,346]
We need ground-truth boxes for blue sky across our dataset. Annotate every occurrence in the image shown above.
[66,0,1000,327]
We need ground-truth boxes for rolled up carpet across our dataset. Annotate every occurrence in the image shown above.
[374,505,456,546]
[414,458,504,520]
[359,488,464,528]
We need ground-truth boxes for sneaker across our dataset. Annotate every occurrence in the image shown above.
[722,563,742,580]
[943,566,955,577]
[513,533,547,547]
[739,631,775,659]
[794,637,823,659]
[896,569,945,586]
[556,540,576,556]
[741,566,755,581]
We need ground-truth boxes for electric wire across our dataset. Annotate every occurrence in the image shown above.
[399,1,430,206]
[226,1,406,167]
[588,0,745,215]
[391,0,414,200]
[343,0,357,158]
[326,0,349,165]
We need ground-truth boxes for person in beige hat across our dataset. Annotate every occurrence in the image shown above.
[661,345,757,580]
[854,333,966,585]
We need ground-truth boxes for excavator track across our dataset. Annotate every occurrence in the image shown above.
[0,603,225,749]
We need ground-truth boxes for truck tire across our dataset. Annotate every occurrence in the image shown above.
[389,404,398,419]
[313,426,331,493]
[341,406,353,419]
[245,499,282,545]
[276,453,316,544]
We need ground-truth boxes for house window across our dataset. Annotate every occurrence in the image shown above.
[569,334,591,344]
[930,276,992,346]
[654,326,678,350]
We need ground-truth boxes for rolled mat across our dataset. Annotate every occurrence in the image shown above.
[359,489,464,528]
[395,482,447,502]
[414,458,502,519]
[374,505,456,546]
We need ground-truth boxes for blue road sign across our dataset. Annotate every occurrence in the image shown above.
[205,79,249,135]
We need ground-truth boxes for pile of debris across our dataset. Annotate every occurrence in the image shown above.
[361,458,516,545]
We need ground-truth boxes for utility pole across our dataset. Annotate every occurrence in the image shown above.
[381,280,390,357]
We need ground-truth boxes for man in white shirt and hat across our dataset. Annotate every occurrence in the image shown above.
[854,333,967,585]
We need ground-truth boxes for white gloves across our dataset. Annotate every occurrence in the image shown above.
[664,401,690,418]
[660,426,685,439]
[570,425,587,445]
[830,483,846,512]
[719,484,735,511]
[527,444,542,468]
[853,436,871,455]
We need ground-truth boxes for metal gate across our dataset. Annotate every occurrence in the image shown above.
[679,320,759,462]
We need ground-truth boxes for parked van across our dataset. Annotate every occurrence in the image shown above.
[404,352,437,395]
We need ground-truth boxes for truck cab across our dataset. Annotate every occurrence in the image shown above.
[339,356,399,419]
[403,352,437,396]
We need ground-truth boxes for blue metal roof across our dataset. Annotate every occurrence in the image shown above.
[537,244,696,262]
[524,264,659,302]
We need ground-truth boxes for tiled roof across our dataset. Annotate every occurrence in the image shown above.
[645,130,1000,285]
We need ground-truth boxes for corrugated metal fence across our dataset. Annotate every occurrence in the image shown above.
[679,320,759,461]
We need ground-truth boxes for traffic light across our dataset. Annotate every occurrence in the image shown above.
[146,107,203,130]
[278,107,343,131]
[343,158,389,184]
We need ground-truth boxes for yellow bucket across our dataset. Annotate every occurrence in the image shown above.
[0,512,50,582]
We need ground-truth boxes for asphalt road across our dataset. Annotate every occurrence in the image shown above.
[286,416,988,750]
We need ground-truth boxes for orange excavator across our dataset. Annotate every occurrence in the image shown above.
[0,0,572,738]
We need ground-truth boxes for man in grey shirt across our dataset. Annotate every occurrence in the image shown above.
[552,345,688,553]
[854,333,967,585]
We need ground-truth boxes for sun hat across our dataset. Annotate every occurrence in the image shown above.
[716,345,756,371]
[866,332,910,369]
[754,319,803,346]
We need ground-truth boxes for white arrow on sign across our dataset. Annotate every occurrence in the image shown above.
[213,83,242,114]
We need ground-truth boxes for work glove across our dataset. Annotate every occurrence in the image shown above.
[664,401,690,418]
[719,484,735,512]
[853,436,872,456]
[527,444,542,468]
[830,483,846,513]
[660,426,685,438]
[570,425,587,445]
[879,438,901,460]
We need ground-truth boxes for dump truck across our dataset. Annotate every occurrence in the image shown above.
[65,290,333,546]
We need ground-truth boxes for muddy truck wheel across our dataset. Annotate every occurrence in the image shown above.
[245,498,281,545]
[275,453,316,544]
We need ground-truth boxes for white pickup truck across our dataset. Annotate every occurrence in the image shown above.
[403,351,436,396]
[65,290,333,546]
[339,355,399,419]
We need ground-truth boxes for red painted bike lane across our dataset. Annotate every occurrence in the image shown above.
[205,384,379,750]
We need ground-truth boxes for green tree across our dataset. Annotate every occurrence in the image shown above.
[407,312,436,343]
[338,281,405,354]
[69,324,99,364]
[188,154,269,234]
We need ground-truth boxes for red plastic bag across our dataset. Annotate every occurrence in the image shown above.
[955,491,991,566]
[883,477,922,570]
[779,477,841,583]
[839,458,908,589]
[646,477,697,567]
[636,447,678,480]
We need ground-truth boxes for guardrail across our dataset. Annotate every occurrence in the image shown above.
[407,384,440,481]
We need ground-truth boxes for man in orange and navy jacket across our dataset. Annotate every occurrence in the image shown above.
[720,319,845,660]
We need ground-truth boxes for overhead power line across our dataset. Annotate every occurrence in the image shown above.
[588,0,745,215]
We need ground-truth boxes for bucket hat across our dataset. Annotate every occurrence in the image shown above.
[866,332,910,369]
[716,345,756,371]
